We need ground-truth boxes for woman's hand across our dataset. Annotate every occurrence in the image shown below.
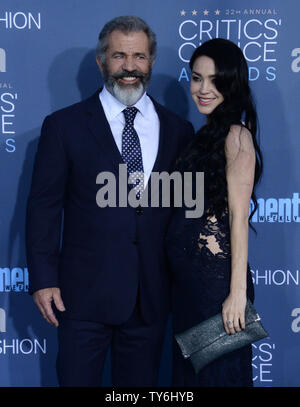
[222,291,247,335]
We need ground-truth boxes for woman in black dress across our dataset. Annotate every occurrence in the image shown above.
[166,39,263,387]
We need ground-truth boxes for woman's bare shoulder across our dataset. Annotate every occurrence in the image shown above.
[225,125,254,161]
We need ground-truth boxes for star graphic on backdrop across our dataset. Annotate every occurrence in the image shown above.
[180,10,186,16]
[203,9,209,15]
[192,10,197,15]
[215,9,221,15]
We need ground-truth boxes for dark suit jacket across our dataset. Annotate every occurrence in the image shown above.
[26,89,194,324]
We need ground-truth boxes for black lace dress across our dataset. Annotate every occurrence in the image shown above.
[166,179,255,387]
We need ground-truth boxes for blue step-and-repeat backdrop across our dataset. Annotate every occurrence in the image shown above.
[0,0,299,387]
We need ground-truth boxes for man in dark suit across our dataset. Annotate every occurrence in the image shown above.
[26,15,194,386]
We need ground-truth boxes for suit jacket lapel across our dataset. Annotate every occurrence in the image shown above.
[85,89,124,173]
[150,97,168,174]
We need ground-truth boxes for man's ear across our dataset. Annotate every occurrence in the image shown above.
[96,56,104,74]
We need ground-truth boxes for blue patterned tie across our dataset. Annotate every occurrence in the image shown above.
[122,107,144,198]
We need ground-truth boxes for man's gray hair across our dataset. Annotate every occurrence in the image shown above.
[96,15,157,62]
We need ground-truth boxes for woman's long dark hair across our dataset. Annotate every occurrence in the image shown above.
[182,38,263,225]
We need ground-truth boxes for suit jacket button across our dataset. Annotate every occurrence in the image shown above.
[136,207,143,215]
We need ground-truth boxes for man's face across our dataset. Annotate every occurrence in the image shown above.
[97,30,154,106]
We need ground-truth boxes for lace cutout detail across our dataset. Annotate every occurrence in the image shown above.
[196,212,230,260]
[198,233,223,255]
[166,206,233,280]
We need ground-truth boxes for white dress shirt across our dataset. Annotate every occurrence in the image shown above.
[99,86,160,187]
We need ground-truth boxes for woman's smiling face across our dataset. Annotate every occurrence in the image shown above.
[190,55,224,115]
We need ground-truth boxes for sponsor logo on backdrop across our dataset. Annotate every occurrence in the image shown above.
[0,88,17,153]
[0,267,29,292]
[249,193,300,223]
[177,7,281,82]
[0,48,6,72]
[251,268,299,286]
[291,308,300,333]
[252,340,276,384]
[0,11,41,154]
[0,308,6,333]
[0,11,41,30]
[0,308,46,355]
[0,48,11,88]
[291,48,300,72]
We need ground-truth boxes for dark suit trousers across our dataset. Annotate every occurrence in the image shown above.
[56,295,168,387]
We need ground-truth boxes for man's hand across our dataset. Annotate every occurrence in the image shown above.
[33,287,66,327]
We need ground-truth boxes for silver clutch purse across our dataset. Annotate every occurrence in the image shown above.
[175,299,269,374]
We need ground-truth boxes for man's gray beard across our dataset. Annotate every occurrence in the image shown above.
[111,81,145,106]
[102,63,151,106]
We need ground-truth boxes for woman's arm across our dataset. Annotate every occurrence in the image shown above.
[222,125,256,335]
